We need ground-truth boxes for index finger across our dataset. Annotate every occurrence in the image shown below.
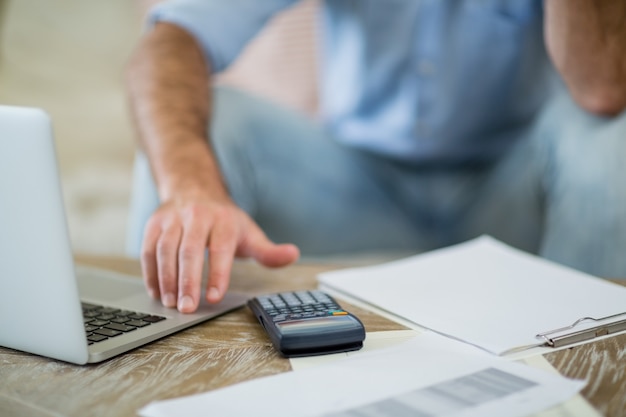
[205,220,238,303]
[176,213,212,313]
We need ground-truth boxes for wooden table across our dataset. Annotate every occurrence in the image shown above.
[1,256,625,417]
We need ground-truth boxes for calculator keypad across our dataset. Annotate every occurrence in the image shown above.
[256,290,344,322]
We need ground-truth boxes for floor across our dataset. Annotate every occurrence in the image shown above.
[1,0,141,255]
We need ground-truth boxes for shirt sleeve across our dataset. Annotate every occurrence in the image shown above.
[148,0,299,73]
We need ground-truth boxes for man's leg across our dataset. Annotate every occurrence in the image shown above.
[126,152,160,258]
[461,87,626,277]
[533,90,626,277]
[209,87,432,255]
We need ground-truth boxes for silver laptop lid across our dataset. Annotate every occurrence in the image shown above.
[0,105,89,364]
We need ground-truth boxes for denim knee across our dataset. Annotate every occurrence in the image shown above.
[533,89,626,276]
[125,152,159,257]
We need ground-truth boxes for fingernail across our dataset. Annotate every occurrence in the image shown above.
[208,287,220,302]
[162,293,176,308]
[147,288,158,299]
[178,295,195,312]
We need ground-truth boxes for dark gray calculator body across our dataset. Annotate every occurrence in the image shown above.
[247,290,366,357]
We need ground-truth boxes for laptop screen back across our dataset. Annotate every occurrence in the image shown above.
[0,105,89,364]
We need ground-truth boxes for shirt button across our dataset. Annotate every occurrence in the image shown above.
[417,60,435,76]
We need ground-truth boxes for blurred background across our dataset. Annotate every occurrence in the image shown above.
[0,0,140,255]
[0,0,318,256]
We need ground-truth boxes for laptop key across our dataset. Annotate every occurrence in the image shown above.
[115,310,135,317]
[82,303,100,311]
[126,320,149,327]
[94,328,123,337]
[111,316,130,324]
[143,315,166,323]
[105,323,137,332]
[98,307,120,314]
[87,334,108,343]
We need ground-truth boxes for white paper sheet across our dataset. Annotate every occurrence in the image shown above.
[139,333,584,417]
[290,329,422,370]
[317,236,626,355]
[292,331,601,417]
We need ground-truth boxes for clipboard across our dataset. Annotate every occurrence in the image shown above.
[536,312,626,348]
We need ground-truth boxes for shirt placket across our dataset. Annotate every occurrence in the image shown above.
[413,0,442,141]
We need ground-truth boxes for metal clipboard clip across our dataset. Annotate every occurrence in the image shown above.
[536,312,626,348]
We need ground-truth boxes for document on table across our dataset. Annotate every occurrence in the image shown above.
[139,333,584,417]
[290,331,601,417]
[318,236,626,355]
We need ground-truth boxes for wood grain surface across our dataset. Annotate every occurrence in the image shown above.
[0,256,624,417]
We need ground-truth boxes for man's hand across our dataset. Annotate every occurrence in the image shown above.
[141,192,299,313]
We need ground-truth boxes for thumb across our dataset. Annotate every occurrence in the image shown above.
[238,224,300,267]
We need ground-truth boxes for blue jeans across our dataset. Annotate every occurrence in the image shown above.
[127,86,626,277]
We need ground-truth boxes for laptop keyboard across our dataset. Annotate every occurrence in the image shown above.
[82,303,166,345]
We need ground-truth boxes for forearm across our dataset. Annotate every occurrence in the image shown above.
[545,0,626,115]
[125,22,229,202]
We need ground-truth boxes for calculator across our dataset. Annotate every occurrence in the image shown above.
[247,290,366,357]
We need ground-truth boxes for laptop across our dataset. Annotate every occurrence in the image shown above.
[0,105,248,364]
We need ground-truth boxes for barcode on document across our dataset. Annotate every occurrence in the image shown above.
[324,367,537,417]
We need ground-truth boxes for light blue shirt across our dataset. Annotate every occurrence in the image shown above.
[150,0,556,163]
